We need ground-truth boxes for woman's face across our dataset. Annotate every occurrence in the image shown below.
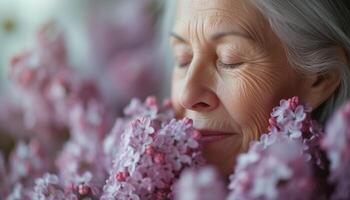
[170,0,310,177]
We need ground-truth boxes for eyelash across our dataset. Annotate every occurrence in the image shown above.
[175,58,243,69]
[178,61,191,68]
[175,55,192,68]
[217,60,243,69]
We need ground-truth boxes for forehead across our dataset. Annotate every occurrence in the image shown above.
[175,0,258,22]
[177,0,243,12]
[174,0,269,45]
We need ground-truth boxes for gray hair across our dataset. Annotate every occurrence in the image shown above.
[249,0,350,123]
[162,0,350,124]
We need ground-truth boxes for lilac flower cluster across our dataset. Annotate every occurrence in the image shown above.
[31,173,75,200]
[103,97,174,166]
[227,135,314,200]
[55,97,175,199]
[322,101,350,200]
[55,139,107,198]
[268,97,325,169]
[9,22,75,135]
[0,139,50,198]
[8,22,111,142]
[101,98,204,200]
[175,166,227,200]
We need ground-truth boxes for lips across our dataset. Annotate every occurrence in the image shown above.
[197,130,235,146]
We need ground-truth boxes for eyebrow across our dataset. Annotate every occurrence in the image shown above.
[170,31,252,43]
[211,31,252,40]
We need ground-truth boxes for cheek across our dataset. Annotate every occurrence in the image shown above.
[218,67,299,145]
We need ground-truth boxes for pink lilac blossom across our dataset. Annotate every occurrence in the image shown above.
[175,166,227,200]
[227,134,314,200]
[0,152,9,196]
[55,138,107,198]
[7,140,49,187]
[8,22,112,142]
[1,139,50,199]
[9,22,73,134]
[61,171,101,200]
[55,94,112,198]
[5,183,31,200]
[31,173,77,200]
[68,97,110,141]
[322,101,350,200]
[101,101,204,200]
[268,97,325,169]
[103,96,174,166]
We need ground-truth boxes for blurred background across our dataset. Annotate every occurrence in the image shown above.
[0,0,170,155]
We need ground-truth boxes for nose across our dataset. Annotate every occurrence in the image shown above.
[180,61,219,113]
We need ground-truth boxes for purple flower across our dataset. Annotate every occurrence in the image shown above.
[167,148,192,171]
[8,140,49,188]
[31,173,76,200]
[266,96,325,169]
[129,171,153,191]
[7,22,112,147]
[5,183,31,200]
[55,138,107,197]
[101,98,204,200]
[175,166,227,200]
[103,96,175,167]
[228,135,314,200]
[322,101,350,200]
[271,99,290,121]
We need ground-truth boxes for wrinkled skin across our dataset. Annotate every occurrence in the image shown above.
[169,0,314,177]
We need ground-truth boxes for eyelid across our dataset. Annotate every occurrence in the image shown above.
[172,44,193,68]
[178,62,191,68]
[216,60,243,69]
[175,55,192,67]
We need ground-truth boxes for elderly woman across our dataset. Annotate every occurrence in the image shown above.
[165,0,350,177]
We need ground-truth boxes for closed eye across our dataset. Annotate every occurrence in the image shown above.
[216,60,243,69]
[175,55,192,68]
[178,61,191,68]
